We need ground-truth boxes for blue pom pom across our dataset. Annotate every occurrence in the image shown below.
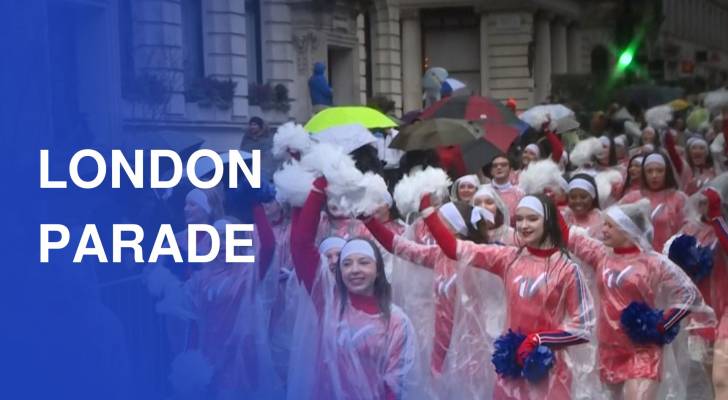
[620,301,680,345]
[668,234,714,282]
[522,345,555,383]
[492,329,525,379]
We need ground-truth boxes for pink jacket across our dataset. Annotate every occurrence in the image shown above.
[569,232,697,383]
[620,189,688,252]
[561,207,603,239]
[457,241,593,400]
[489,183,524,228]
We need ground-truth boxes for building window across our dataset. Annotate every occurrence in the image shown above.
[246,0,263,83]
[181,0,205,86]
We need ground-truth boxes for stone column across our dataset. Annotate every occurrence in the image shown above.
[534,12,552,103]
[551,19,567,75]
[567,24,581,73]
[479,11,490,96]
[400,9,422,112]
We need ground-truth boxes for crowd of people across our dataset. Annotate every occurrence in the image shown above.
[147,95,728,400]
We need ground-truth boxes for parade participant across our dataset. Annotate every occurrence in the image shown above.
[665,132,716,195]
[289,176,420,400]
[620,152,688,252]
[471,185,518,245]
[485,155,524,225]
[665,178,728,399]
[562,174,603,238]
[362,200,504,399]
[450,174,480,203]
[621,155,644,199]
[422,194,595,399]
[568,200,713,400]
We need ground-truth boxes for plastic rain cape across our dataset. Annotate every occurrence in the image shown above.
[157,230,284,399]
[388,222,507,399]
[569,228,717,400]
[286,253,424,400]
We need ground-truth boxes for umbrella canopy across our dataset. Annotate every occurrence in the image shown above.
[390,118,484,151]
[615,85,685,109]
[554,116,580,134]
[669,99,690,112]
[312,124,377,154]
[704,89,728,114]
[423,67,448,90]
[520,104,575,128]
[443,78,466,92]
[304,106,398,133]
[686,107,710,131]
[420,95,520,153]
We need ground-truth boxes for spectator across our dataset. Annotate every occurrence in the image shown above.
[239,116,280,182]
[308,62,333,112]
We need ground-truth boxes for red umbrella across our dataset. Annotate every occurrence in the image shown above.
[420,95,520,153]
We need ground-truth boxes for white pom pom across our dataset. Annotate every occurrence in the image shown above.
[518,159,563,195]
[273,160,316,207]
[146,264,179,297]
[348,172,391,217]
[645,105,673,130]
[570,137,603,168]
[594,170,623,207]
[393,167,451,218]
[704,89,728,114]
[301,142,363,199]
[623,120,642,141]
[272,122,313,160]
[169,351,213,398]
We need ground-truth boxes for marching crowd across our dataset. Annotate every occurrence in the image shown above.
[148,97,728,400]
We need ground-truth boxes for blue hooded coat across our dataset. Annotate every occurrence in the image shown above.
[308,62,333,106]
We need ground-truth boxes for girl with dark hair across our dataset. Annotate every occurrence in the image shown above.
[421,193,595,399]
[289,177,420,400]
[362,200,502,391]
[620,152,688,252]
[563,174,603,238]
[567,200,712,400]
[621,154,644,199]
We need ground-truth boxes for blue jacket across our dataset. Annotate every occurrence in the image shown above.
[308,62,333,106]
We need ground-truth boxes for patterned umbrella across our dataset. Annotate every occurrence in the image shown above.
[420,95,520,153]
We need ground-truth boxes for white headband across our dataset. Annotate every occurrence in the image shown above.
[474,186,497,201]
[525,144,541,158]
[568,178,596,198]
[631,156,644,166]
[471,206,495,225]
[517,196,545,217]
[644,153,666,167]
[557,176,569,192]
[605,206,651,250]
[614,135,627,147]
[457,175,479,188]
[339,239,377,263]
[186,189,212,214]
[687,137,708,149]
[599,136,611,147]
[439,202,468,236]
[642,144,654,153]
[319,236,346,254]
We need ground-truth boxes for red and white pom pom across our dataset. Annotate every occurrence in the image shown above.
[272,122,313,160]
[273,160,316,207]
[518,159,563,196]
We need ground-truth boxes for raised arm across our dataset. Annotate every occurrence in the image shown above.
[545,130,564,164]
[290,177,327,292]
[252,204,275,280]
[664,130,685,175]
[567,226,609,271]
[363,217,439,269]
[704,187,728,252]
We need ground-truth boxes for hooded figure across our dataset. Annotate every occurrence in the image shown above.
[308,62,333,107]
[568,200,714,400]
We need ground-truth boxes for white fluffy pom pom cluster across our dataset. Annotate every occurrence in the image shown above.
[273,161,316,207]
[645,105,673,130]
[518,159,563,195]
[393,167,451,219]
[272,122,313,160]
[569,137,603,168]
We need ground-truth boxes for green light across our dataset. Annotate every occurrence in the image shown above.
[618,49,634,68]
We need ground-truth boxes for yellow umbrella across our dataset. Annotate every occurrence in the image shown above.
[304,106,398,133]
[669,99,690,112]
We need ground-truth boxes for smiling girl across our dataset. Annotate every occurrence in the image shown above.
[562,174,603,238]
